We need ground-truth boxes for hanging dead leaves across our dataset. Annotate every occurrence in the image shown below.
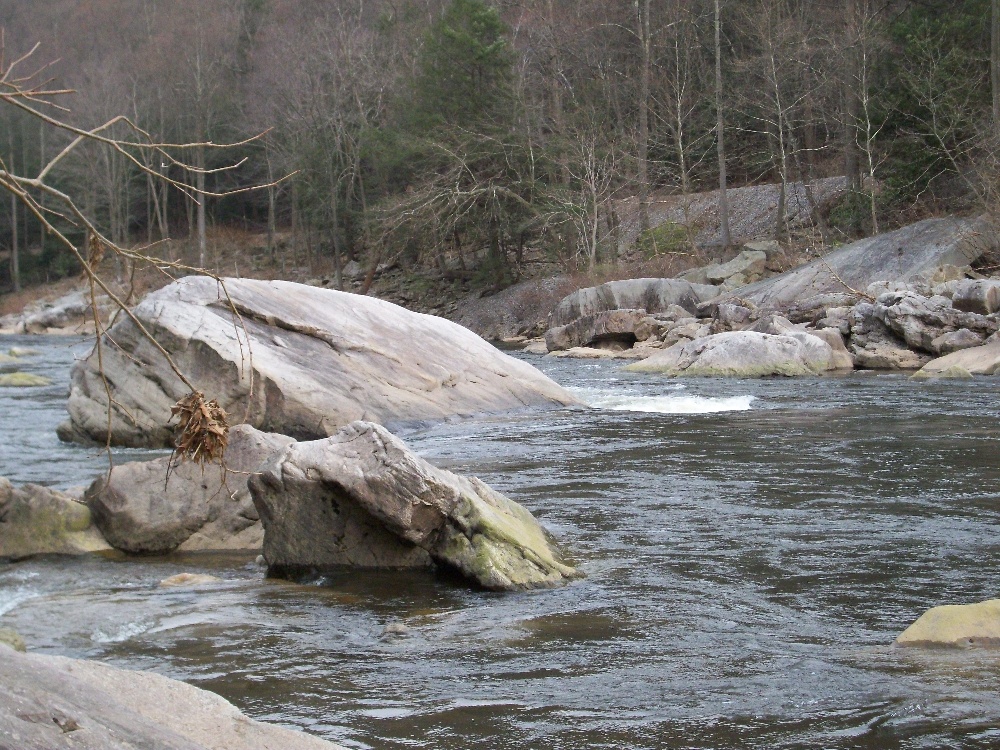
[170,391,229,466]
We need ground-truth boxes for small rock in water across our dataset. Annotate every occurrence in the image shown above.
[382,621,410,637]
[897,599,1000,647]
[7,347,38,357]
[255,554,266,566]
[158,573,222,588]
[0,372,51,387]
[0,627,26,652]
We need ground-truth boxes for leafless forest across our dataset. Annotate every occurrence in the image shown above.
[0,0,996,293]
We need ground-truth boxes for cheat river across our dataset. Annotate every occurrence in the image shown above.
[2,334,1000,749]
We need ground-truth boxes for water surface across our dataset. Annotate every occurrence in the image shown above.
[2,338,1000,749]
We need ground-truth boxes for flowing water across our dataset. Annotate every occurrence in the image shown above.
[2,336,1000,749]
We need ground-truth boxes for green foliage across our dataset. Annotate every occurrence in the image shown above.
[411,0,514,131]
[637,222,687,259]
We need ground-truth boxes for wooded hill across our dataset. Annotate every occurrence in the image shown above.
[0,0,996,292]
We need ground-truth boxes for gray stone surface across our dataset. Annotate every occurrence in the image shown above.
[544,309,648,351]
[624,331,840,377]
[249,421,580,591]
[61,277,578,447]
[873,291,998,353]
[0,645,343,749]
[548,278,717,328]
[85,426,294,555]
[717,217,997,309]
[913,341,1000,377]
[952,279,1000,315]
[0,479,110,559]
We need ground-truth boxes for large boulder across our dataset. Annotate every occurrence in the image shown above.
[897,599,1000,647]
[952,279,1000,315]
[912,340,1000,377]
[60,277,578,447]
[85,426,293,555]
[548,278,718,328]
[248,421,580,591]
[624,330,844,377]
[0,479,110,559]
[544,309,648,351]
[872,291,998,353]
[717,217,997,310]
[0,646,343,749]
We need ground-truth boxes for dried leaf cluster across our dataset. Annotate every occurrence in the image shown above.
[170,391,229,466]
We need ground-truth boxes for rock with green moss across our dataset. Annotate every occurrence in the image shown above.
[248,421,580,591]
[0,628,26,652]
[0,372,51,387]
[0,478,111,559]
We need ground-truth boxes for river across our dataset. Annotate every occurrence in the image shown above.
[2,335,1000,749]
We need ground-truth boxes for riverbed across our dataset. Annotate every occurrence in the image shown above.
[2,336,1000,748]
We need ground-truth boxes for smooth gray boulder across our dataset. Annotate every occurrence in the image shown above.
[952,279,1000,315]
[0,479,110,559]
[624,330,843,377]
[544,309,648,351]
[60,277,578,448]
[548,278,718,328]
[248,421,580,591]
[0,646,343,750]
[913,341,1000,377]
[717,217,997,309]
[85,426,293,555]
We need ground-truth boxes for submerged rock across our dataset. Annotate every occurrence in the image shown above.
[0,373,51,387]
[159,573,222,588]
[86,425,294,555]
[897,599,1000,647]
[0,479,110,559]
[624,331,843,377]
[60,277,577,447]
[248,421,580,591]
[0,646,344,749]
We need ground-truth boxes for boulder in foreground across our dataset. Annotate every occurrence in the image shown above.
[897,599,1000,647]
[85,425,293,555]
[249,421,580,591]
[0,479,110,559]
[0,644,344,749]
[60,277,578,447]
[912,341,1000,378]
[624,330,845,377]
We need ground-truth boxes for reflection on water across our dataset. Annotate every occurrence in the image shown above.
[2,339,1000,748]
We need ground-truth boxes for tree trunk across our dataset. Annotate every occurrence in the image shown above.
[196,143,207,269]
[993,0,1000,127]
[8,124,20,292]
[714,0,732,247]
[844,0,861,192]
[637,0,652,233]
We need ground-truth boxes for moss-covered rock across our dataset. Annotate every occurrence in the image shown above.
[0,628,26,652]
[249,421,580,591]
[0,478,111,559]
[0,372,52,387]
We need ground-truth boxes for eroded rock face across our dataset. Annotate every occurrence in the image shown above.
[718,217,997,309]
[624,331,842,377]
[544,309,648,351]
[873,291,998,353]
[0,479,110,559]
[548,278,717,329]
[85,426,294,555]
[60,277,578,447]
[0,646,344,749]
[248,422,580,591]
[897,599,1000,647]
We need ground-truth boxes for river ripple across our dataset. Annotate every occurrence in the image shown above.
[2,337,1000,749]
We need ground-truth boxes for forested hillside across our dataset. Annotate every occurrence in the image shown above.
[0,0,995,294]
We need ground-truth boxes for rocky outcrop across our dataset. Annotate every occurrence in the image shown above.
[624,330,845,377]
[85,426,294,555]
[952,279,1000,315]
[912,340,1000,377]
[897,599,1000,647]
[248,421,580,591]
[718,217,997,309]
[0,289,112,335]
[60,277,578,447]
[0,479,110,559]
[679,249,767,289]
[548,278,717,329]
[0,645,344,749]
[873,291,998,353]
[544,309,648,351]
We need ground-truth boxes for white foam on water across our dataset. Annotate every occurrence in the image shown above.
[0,587,39,617]
[583,392,755,414]
[92,620,152,644]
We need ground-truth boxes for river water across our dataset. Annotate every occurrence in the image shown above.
[2,335,1000,749]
